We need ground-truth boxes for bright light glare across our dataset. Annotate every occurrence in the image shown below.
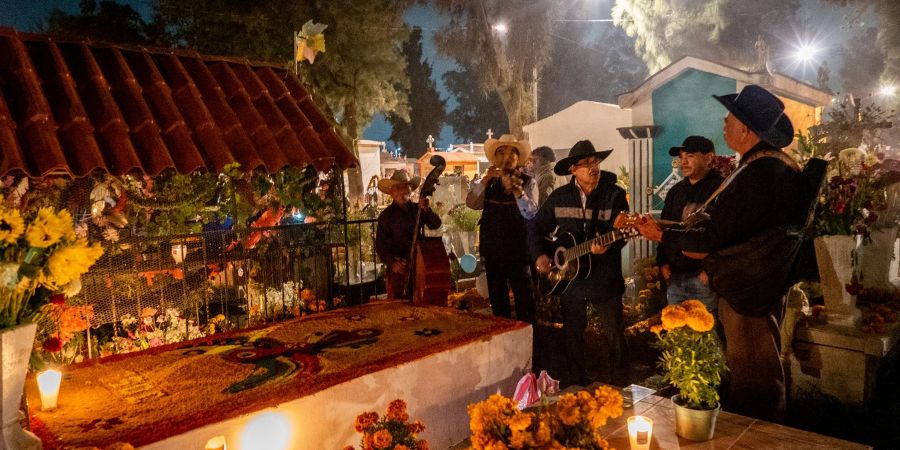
[793,43,819,63]
[241,412,292,450]
[878,85,896,97]
[492,22,508,33]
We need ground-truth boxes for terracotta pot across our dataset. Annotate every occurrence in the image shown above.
[673,395,719,442]
[1,323,42,450]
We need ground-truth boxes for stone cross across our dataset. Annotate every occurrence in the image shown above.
[426,134,434,150]
[486,129,494,140]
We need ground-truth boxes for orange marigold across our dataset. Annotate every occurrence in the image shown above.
[685,307,715,332]
[661,305,687,330]
[416,439,429,450]
[387,399,409,422]
[393,445,409,450]
[508,412,532,432]
[556,395,581,426]
[407,420,425,434]
[372,429,393,449]
[355,412,379,432]
[681,299,707,312]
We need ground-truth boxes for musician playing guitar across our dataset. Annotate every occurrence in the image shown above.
[529,140,629,388]
[375,170,441,300]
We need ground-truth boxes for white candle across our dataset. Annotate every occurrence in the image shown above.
[36,370,62,411]
[627,415,653,450]
[204,435,227,450]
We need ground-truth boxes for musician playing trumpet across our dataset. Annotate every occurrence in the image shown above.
[375,170,441,300]
[466,134,538,324]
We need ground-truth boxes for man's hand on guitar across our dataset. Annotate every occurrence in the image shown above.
[634,214,664,242]
[590,242,608,255]
[418,196,431,210]
[535,255,552,274]
[661,264,671,280]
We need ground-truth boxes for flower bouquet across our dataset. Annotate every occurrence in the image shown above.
[467,385,623,449]
[345,399,428,450]
[651,300,726,441]
[0,199,104,329]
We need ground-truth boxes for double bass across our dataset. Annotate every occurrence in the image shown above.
[403,155,452,305]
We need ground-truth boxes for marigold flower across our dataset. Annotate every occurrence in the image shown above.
[556,395,581,426]
[387,399,408,422]
[415,439,429,450]
[685,308,715,332]
[372,429,393,449]
[355,412,379,432]
[392,445,409,450]
[0,208,24,244]
[509,430,530,449]
[661,305,687,330]
[680,299,707,313]
[407,420,425,434]
[507,412,531,432]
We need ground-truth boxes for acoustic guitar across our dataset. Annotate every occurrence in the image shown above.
[538,212,641,296]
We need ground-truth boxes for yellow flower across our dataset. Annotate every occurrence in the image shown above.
[509,430,530,449]
[685,307,715,332]
[661,305,687,330]
[26,208,73,248]
[0,208,25,244]
[650,324,663,335]
[680,299,707,313]
[309,33,326,53]
[556,395,581,426]
[45,240,104,287]
[507,412,531,432]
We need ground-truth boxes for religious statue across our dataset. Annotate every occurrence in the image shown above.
[817,62,831,90]
[754,35,770,72]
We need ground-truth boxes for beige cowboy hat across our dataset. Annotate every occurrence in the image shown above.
[484,134,531,166]
[377,170,421,194]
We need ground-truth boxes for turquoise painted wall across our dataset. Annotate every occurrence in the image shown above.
[651,70,736,191]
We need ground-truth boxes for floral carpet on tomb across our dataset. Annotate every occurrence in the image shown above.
[27,302,527,449]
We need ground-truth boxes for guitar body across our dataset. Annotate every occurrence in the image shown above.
[540,233,591,296]
[414,237,451,306]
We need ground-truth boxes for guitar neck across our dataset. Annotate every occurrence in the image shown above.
[565,230,622,261]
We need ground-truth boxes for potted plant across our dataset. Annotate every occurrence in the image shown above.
[344,399,427,450]
[651,300,726,441]
[0,198,104,448]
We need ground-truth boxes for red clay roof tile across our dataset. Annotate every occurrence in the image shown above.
[0,28,356,178]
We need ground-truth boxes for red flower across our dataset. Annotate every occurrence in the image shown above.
[49,294,66,305]
[42,337,63,353]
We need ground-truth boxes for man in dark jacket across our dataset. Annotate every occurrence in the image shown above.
[467,134,538,323]
[531,140,629,387]
[375,170,442,299]
[635,85,803,422]
[658,136,723,316]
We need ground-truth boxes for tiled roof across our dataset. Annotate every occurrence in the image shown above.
[0,28,357,178]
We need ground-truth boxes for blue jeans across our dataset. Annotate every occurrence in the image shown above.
[667,272,717,315]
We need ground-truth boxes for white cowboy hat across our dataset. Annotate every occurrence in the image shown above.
[377,170,421,194]
[484,134,531,166]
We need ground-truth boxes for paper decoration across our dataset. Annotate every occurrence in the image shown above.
[295,20,328,64]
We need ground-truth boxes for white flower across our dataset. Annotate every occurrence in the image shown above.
[62,278,82,297]
[74,223,89,239]
[120,314,137,327]
[103,227,120,242]
[0,262,19,288]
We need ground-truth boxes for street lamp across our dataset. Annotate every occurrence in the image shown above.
[492,22,508,34]
[793,43,819,64]
[878,84,896,97]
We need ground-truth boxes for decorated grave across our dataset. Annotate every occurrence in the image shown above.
[27,302,531,449]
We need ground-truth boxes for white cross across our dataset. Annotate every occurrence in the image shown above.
[426,134,434,149]
[486,129,494,140]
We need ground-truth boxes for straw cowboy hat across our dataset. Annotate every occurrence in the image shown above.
[713,84,794,148]
[377,170,420,194]
[553,140,613,175]
[484,134,531,166]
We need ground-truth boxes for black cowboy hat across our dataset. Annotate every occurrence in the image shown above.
[713,85,794,148]
[668,136,716,156]
[553,140,613,176]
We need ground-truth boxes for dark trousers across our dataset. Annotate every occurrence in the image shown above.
[484,259,536,324]
[560,281,624,386]
[719,299,786,422]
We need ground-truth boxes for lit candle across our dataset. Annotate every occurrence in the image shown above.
[36,370,62,411]
[205,435,227,450]
[627,415,653,450]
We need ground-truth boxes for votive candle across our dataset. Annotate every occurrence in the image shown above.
[36,370,62,411]
[627,415,653,450]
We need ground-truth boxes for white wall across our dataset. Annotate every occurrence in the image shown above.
[357,142,382,191]
[524,101,633,182]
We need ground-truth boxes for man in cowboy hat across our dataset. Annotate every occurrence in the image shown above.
[375,170,441,299]
[658,136,723,318]
[467,134,539,324]
[529,140,629,387]
[635,85,805,422]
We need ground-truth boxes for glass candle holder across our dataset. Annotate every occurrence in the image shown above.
[627,415,653,450]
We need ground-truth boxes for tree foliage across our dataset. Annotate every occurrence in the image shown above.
[45,0,167,45]
[612,0,800,72]
[432,0,556,135]
[387,27,446,159]
[442,62,508,143]
[538,24,647,117]
[153,0,414,141]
